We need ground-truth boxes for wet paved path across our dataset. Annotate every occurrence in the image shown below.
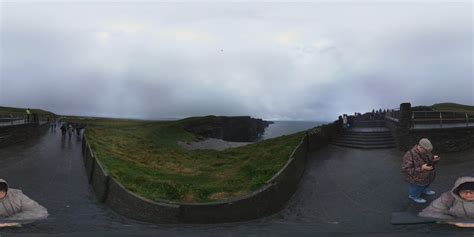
[0,130,473,236]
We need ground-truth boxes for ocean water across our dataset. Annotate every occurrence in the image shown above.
[260,121,328,140]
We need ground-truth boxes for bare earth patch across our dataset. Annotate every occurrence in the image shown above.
[209,191,250,201]
[178,138,252,151]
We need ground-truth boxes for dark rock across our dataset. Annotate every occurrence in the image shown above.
[182,116,272,142]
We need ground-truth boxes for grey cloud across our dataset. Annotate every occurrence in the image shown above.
[1,2,472,121]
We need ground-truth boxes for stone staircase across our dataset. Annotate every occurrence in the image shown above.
[332,129,396,149]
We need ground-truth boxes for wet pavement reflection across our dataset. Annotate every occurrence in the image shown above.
[0,131,472,236]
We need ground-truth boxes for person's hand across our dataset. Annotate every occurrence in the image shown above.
[421,164,434,171]
[433,155,441,162]
[445,221,474,228]
[0,222,21,228]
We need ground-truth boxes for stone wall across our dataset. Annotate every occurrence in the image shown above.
[386,103,474,153]
[82,122,338,224]
[307,121,341,151]
[385,119,404,149]
[400,127,474,153]
[0,123,49,148]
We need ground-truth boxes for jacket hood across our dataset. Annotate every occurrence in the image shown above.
[451,176,474,200]
[0,179,8,191]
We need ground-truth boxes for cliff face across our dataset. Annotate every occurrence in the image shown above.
[183,116,273,142]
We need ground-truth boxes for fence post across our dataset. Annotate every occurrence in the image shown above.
[400,103,412,129]
[439,112,442,128]
[466,112,469,127]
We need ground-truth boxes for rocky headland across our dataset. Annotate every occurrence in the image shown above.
[182,116,273,142]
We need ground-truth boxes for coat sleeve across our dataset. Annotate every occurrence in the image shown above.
[6,191,48,221]
[418,192,455,219]
[401,151,421,176]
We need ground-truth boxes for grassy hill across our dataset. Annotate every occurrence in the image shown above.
[0,106,57,117]
[431,103,474,112]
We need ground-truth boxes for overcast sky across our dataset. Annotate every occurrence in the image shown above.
[0,1,472,121]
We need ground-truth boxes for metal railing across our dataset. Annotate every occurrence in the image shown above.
[412,111,474,128]
[0,112,51,127]
[0,118,27,126]
[0,112,25,126]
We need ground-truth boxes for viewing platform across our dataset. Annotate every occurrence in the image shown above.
[0,103,472,236]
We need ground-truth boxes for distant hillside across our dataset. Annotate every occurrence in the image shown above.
[0,106,57,117]
[411,106,433,112]
[431,103,474,112]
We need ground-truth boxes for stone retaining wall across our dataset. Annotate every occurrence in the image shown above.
[0,123,49,148]
[385,115,474,153]
[385,103,474,153]
[82,122,337,224]
[403,127,474,152]
[385,119,404,149]
[307,121,341,151]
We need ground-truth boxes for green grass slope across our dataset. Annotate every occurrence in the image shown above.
[85,118,306,203]
[431,103,474,112]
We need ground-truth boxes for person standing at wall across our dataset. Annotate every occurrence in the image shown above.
[342,114,348,129]
[401,138,441,203]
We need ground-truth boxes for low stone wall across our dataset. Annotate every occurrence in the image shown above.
[107,178,180,223]
[82,123,337,224]
[385,103,474,152]
[307,121,341,151]
[403,127,474,153]
[385,119,404,149]
[0,123,49,148]
[385,119,474,152]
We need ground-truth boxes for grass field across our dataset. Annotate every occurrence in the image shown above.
[431,103,474,112]
[85,118,306,203]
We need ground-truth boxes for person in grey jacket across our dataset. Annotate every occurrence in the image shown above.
[419,176,474,219]
[0,179,48,221]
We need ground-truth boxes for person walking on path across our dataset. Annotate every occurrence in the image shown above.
[25,108,31,123]
[419,176,474,219]
[60,123,67,136]
[0,179,48,221]
[67,123,73,140]
[401,138,441,204]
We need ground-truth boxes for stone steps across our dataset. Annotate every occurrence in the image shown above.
[331,130,396,149]
[342,131,391,136]
[351,120,386,127]
[331,142,396,149]
[334,135,393,140]
[333,137,395,144]
[340,134,393,139]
